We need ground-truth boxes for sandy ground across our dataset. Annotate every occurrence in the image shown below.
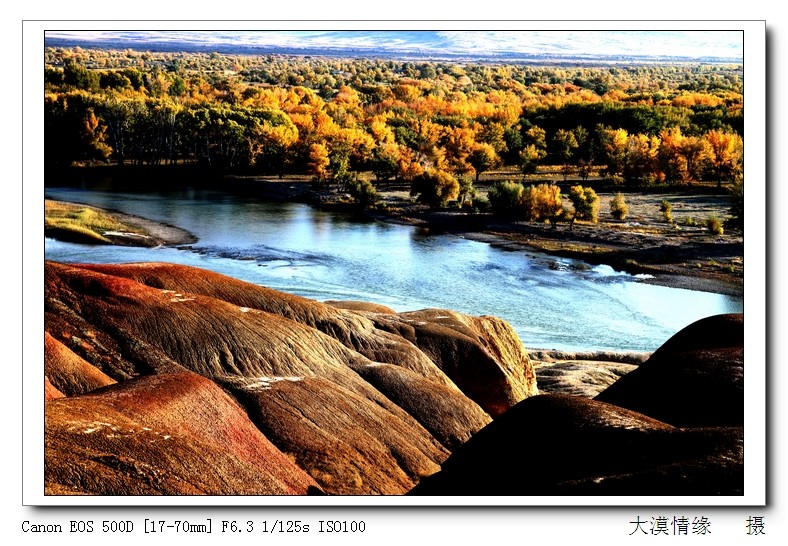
[108,210,197,246]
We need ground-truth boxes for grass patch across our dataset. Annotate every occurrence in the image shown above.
[45,200,142,244]
[705,214,724,236]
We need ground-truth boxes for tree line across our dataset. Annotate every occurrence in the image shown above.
[45,47,744,208]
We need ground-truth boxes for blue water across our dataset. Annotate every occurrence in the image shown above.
[43,187,743,352]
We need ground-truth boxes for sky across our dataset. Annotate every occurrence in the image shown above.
[43,30,744,62]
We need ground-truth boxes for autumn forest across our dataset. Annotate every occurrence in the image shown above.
[44,46,744,217]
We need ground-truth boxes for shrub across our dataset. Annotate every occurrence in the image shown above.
[347,178,379,209]
[609,192,629,220]
[488,180,525,217]
[410,168,459,208]
[683,216,697,227]
[568,185,600,226]
[527,184,563,226]
[706,214,724,236]
[660,199,673,223]
[472,195,491,213]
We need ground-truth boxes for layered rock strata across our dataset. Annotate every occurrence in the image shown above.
[44,261,537,495]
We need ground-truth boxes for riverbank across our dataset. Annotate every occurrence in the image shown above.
[242,177,744,297]
[44,172,744,297]
[44,199,197,247]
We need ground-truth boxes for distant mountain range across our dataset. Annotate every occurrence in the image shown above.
[44,30,743,64]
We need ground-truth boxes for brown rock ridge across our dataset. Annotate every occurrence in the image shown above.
[595,313,743,427]
[44,260,536,494]
[45,377,64,400]
[409,393,743,496]
[409,314,744,496]
[45,372,322,495]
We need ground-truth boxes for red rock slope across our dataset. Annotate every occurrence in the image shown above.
[46,372,322,495]
[44,261,537,494]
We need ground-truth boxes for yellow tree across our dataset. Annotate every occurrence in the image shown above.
[623,133,660,185]
[249,118,299,178]
[658,126,689,185]
[395,145,425,181]
[567,185,600,230]
[410,168,460,208]
[81,108,113,162]
[681,135,713,184]
[597,126,629,178]
[308,142,330,185]
[468,142,500,183]
[522,184,563,226]
[367,113,396,145]
[706,129,744,187]
[327,85,363,128]
[442,125,476,175]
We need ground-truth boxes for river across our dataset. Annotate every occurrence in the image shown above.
[43,186,743,352]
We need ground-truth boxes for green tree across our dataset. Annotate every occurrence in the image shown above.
[519,145,546,175]
[567,185,599,229]
[347,178,379,209]
[63,61,99,91]
[99,71,132,91]
[457,176,477,208]
[487,180,525,217]
[519,126,547,174]
[552,129,579,180]
[371,142,400,186]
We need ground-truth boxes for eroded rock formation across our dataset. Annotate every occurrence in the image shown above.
[43,261,743,497]
[44,260,536,495]
[409,393,743,496]
[409,314,745,496]
[45,372,322,495]
[595,313,744,427]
